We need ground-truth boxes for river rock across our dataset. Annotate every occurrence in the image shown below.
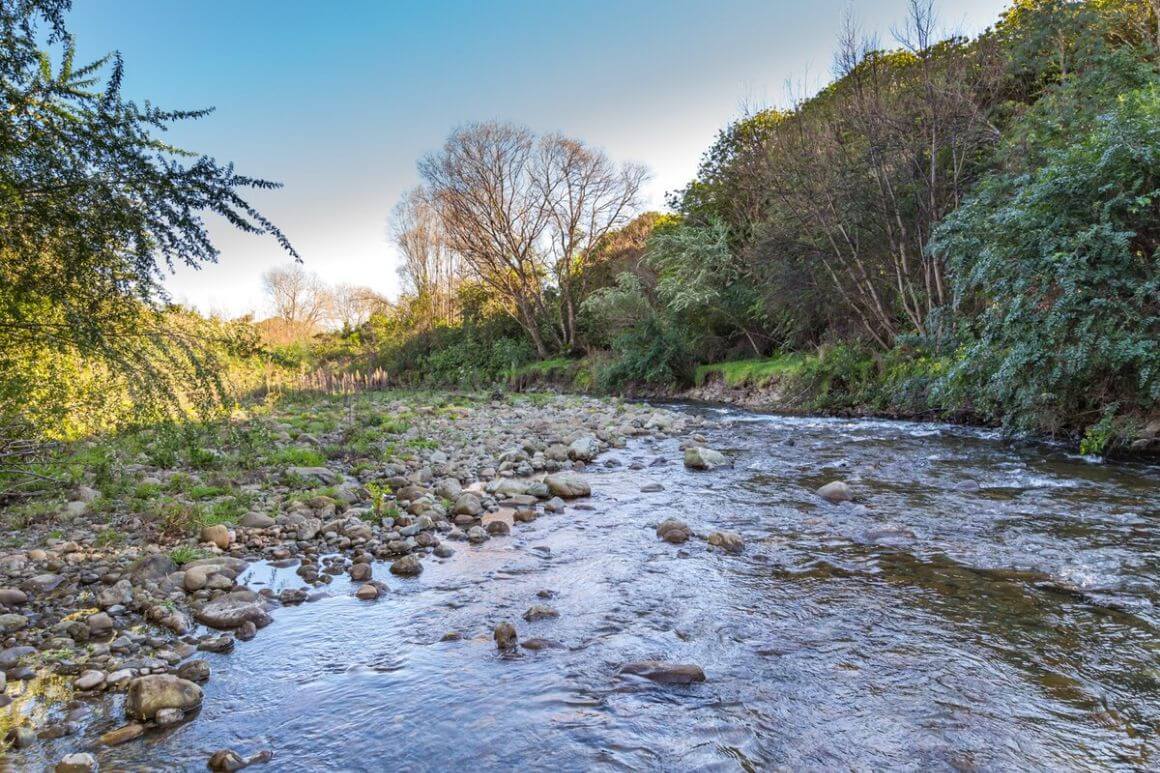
[97,579,133,608]
[0,613,27,632]
[355,583,380,600]
[100,723,144,746]
[349,562,372,581]
[54,752,98,773]
[707,531,744,553]
[195,597,270,630]
[124,674,203,720]
[684,447,728,470]
[239,511,275,528]
[434,478,462,499]
[176,659,211,683]
[656,519,692,544]
[494,621,518,650]
[27,573,64,592]
[5,726,35,749]
[453,493,482,516]
[619,661,706,684]
[522,605,559,622]
[390,554,422,576]
[0,588,27,606]
[568,435,601,461]
[544,473,590,499]
[200,524,231,549]
[286,466,340,485]
[816,480,853,503]
[129,554,177,584]
[207,749,246,772]
[75,670,105,690]
[467,526,489,544]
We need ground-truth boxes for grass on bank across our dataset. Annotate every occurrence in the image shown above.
[693,354,809,387]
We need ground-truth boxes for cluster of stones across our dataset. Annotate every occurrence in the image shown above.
[0,395,696,767]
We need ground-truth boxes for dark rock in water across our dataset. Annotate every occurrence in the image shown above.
[521,638,565,651]
[5,726,35,748]
[390,554,422,576]
[656,519,692,544]
[207,749,247,771]
[522,604,559,622]
[207,749,271,771]
[619,661,706,684]
[494,621,518,650]
[640,482,664,493]
[177,659,211,683]
[198,635,235,654]
[100,722,144,746]
[485,520,511,536]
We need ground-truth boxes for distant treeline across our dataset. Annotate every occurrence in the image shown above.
[307,0,1158,451]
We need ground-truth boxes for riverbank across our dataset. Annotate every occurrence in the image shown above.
[0,391,699,769]
[508,353,1160,458]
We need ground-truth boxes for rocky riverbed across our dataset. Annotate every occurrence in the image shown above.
[0,392,712,769]
[2,392,1158,770]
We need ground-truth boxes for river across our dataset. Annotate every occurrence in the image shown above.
[84,404,1160,770]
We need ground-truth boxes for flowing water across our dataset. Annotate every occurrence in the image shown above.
[67,406,1160,769]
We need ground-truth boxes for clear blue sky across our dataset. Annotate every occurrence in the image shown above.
[66,0,1010,317]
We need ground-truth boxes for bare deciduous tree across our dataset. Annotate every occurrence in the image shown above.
[262,264,331,330]
[538,135,647,350]
[414,121,647,356]
[330,284,389,331]
[390,188,459,328]
[419,122,556,356]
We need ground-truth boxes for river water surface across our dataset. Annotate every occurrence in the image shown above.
[95,405,1160,770]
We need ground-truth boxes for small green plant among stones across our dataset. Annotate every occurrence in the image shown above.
[169,545,209,566]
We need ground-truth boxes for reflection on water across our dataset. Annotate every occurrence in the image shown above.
[35,407,1160,769]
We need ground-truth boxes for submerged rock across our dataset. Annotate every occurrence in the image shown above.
[707,531,744,553]
[522,604,559,622]
[100,723,145,746]
[619,661,706,684]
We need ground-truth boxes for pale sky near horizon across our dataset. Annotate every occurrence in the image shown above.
[67,0,1010,318]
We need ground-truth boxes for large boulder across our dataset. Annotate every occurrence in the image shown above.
[544,473,591,499]
[194,597,270,630]
[684,447,728,470]
[124,674,203,720]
